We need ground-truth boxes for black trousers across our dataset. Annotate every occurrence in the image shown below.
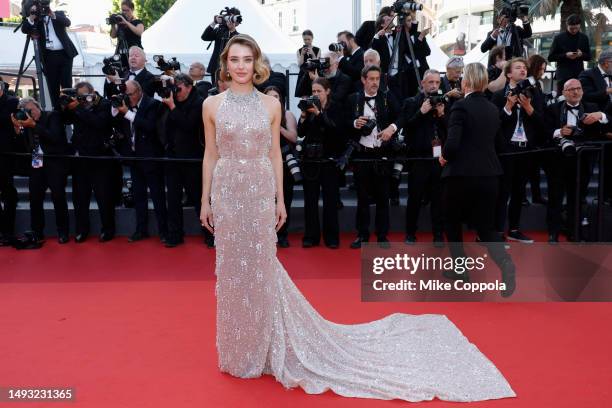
[388,68,421,101]
[353,150,391,239]
[42,50,73,110]
[165,161,212,242]
[406,160,443,236]
[444,176,509,264]
[277,165,294,241]
[302,162,339,245]
[546,151,592,236]
[495,149,531,232]
[72,159,115,236]
[0,158,18,237]
[130,162,167,236]
[29,159,69,236]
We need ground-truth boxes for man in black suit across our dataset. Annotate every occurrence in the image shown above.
[201,8,240,82]
[386,12,431,101]
[11,97,71,244]
[188,62,212,100]
[399,69,447,245]
[337,31,365,91]
[21,1,78,110]
[491,58,544,244]
[439,62,515,298]
[104,46,155,98]
[355,6,394,50]
[347,66,401,249]
[112,80,167,243]
[298,52,352,107]
[544,79,608,242]
[160,74,213,249]
[61,82,115,243]
[548,14,591,95]
[480,9,531,59]
[0,83,19,245]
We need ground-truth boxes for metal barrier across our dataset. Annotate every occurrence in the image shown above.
[0,70,38,98]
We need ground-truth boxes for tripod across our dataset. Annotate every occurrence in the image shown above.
[388,13,424,96]
[14,22,48,110]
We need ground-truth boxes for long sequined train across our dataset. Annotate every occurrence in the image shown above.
[210,88,516,402]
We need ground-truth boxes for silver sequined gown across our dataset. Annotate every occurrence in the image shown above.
[210,88,516,403]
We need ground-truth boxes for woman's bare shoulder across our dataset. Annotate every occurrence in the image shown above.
[202,92,226,117]
[258,92,282,115]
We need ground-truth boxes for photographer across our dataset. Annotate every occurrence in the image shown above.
[112,80,168,243]
[297,78,343,249]
[387,11,431,101]
[371,12,398,76]
[438,62,515,297]
[21,0,78,110]
[336,30,365,91]
[295,30,321,98]
[160,73,211,248]
[104,46,155,98]
[61,82,115,243]
[201,7,241,82]
[296,52,352,107]
[441,57,464,110]
[356,6,395,50]
[265,86,298,248]
[109,0,145,69]
[480,6,531,59]
[399,69,447,245]
[0,81,19,245]
[348,65,401,249]
[11,97,70,244]
[491,58,544,244]
[189,62,213,99]
[486,46,508,95]
[545,79,608,242]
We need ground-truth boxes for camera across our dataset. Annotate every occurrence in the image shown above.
[106,13,125,25]
[502,0,530,23]
[328,42,346,53]
[392,0,423,14]
[360,118,377,136]
[509,76,537,98]
[14,108,31,121]
[152,75,178,99]
[427,90,447,106]
[301,45,314,60]
[110,93,129,108]
[217,7,242,26]
[304,57,330,76]
[281,144,303,183]
[555,135,577,157]
[23,0,51,19]
[297,95,322,112]
[153,55,181,72]
[58,88,78,107]
[102,54,124,76]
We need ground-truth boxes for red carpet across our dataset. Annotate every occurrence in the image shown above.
[0,232,610,407]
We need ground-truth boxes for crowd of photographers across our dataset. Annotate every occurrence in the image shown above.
[1,1,612,250]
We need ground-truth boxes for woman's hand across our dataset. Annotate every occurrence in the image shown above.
[200,201,214,234]
[275,201,287,232]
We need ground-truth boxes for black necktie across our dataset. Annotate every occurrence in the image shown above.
[129,72,136,77]
[566,105,579,111]
[365,95,376,102]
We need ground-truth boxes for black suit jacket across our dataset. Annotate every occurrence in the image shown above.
[201,26,239,77]
[579,67,610,111]
[115,95,163,160]
[397,93,448,157]
[165,88,204,158]
[63,98,113,156]
[195,80,212,100]
[394,29,430,75]
[338,48,365,85]
[371,35,392,74]
[347,90,400,145]
[257,71,287,99]
[544,100,605,144]
[491,86,545,150]
[104,68,156,98]
[0,93,19,153]
[355,20,376,50]
[442,92,504,178]
[21,11,78,59]
[22,111,70,155]
[480,23,532,58]
[548,31,591,82]
[297,101,346,157]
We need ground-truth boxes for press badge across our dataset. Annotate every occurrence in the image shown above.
[32,146,43,169]
[45,39,54,49]
[432,137,442,158]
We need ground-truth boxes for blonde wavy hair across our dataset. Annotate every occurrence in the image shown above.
[462,62,489,93]
[219,34,270,85]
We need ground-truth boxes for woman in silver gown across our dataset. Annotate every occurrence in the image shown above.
[200,34,516,403]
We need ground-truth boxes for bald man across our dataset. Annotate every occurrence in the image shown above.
[544,78,608,242]
[189,61,212,99]
[104,46,155,98]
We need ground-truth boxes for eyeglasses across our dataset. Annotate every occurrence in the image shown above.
[564,87,582,92]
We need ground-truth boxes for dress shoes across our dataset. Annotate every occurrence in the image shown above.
[442,269,470,283]
[99,232,114,243]
[404,235,416,245]
[164,237,184,248]
[128,231,149,242]
[74,233,88,243]
[205,235,215,248]
[58,234,70,244]
[350,236,369,249]
[325,242,339,249]
[548,233,559,244]
[302,239,318,248]
[433,233,445,248]
[277,237,290,248]
[377,237,390,249]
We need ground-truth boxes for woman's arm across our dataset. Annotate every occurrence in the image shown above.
[124,19,145,36]
[110,24,117,39]
[200,96,220,232]
[267,96,287,231]
[281,111,298,143]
